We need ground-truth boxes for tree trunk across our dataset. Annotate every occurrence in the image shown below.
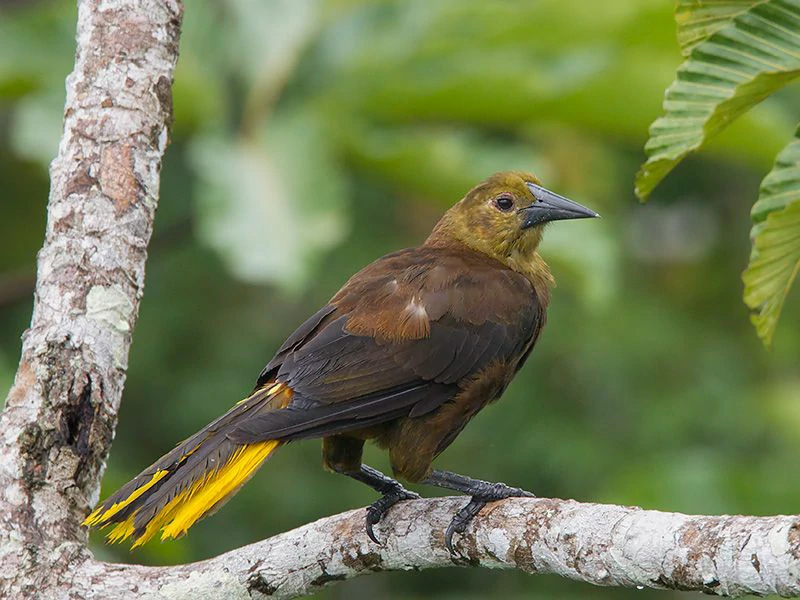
[0,0,182,596]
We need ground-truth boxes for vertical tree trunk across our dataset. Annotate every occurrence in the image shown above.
[0,0,183,596]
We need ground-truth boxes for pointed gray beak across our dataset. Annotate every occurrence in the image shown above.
[521,182,600,228]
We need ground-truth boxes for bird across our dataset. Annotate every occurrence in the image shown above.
[83,171,599,555]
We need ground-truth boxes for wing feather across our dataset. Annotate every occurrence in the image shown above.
[232,247,543,443]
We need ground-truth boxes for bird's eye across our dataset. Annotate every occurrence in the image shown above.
[494,195,515,212]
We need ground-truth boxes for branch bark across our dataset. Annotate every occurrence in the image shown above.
[3,0,800,599]
[66,496,800,599]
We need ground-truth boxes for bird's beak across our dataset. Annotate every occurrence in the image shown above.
[521,182,600,228]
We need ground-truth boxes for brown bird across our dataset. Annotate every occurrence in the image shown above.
[84,171,599,554]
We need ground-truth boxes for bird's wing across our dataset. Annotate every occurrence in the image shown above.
[229,247,544,443]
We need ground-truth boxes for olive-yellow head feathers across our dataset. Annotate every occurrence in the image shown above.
[426,171,599,277]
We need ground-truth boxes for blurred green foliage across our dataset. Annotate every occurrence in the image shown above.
[637,0,800,346]
[1,0,799,598]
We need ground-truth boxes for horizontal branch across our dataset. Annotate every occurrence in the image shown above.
[72,495,800,598]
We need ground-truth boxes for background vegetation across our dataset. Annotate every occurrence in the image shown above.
[637,0,800,347]
[1,0,799,598]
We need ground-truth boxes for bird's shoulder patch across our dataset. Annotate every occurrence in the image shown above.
[332,247,539,343]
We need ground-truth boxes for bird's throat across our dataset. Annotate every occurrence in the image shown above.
[506,249,554,294]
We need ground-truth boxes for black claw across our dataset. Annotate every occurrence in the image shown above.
[364,486,419,544]
[366,513,381,544]
[443,483,536,556]
[445,497,487,555]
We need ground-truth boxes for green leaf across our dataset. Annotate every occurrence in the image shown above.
[635,0,800,201]
[340,123,550,202]
[742,127,800,346]
[318,0,790,171]
[0,2,76,99]
[190,108,348,290]
[675,0,762,56]
[9,89,65,166]
[222,0,317,88]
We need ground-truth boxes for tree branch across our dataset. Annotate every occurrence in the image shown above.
[66,496,800,598]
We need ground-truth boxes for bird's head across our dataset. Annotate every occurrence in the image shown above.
[427,171,599,277]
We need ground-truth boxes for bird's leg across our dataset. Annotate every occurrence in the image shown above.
[337,464,420,543]
[423,469,535,555]
[323,436,418,542]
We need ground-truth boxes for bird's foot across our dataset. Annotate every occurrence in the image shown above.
[445,482,535,556]
[365,484,420,544]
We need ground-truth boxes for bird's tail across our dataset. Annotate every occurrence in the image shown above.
[83,382,293,547]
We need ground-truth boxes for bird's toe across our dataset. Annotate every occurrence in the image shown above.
[365,486,419,544]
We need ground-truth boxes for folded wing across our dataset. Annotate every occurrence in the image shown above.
[229,248,543,444]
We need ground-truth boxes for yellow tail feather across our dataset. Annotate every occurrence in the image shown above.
[85,383,292,547]
[158,440,279,542]
[83,469,169,527]
[87,440,280,547]
[128,440,280,547]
